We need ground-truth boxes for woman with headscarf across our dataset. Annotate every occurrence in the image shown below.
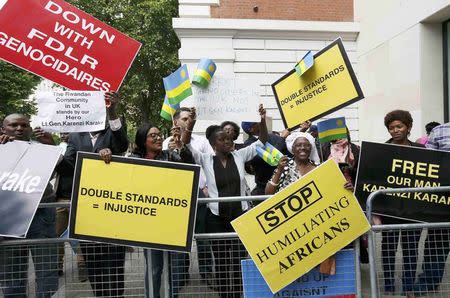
[265,132,320,194]
[265,132,353,275]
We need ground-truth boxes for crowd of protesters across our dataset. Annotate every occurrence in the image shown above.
[0,91,450,298]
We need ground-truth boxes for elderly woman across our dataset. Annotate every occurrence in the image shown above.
[265,132,353,274]
[379,110,424,298]
[265,132,320,194]
[182,105,268,298]
[129,123,193,298]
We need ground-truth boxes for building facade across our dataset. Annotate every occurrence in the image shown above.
[174,0,360,141]
[174,0,450,143]
[356,0,450,142]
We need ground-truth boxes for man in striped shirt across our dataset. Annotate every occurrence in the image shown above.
[415,122,450,294]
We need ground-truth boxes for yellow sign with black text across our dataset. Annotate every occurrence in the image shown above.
[231,160,370,293]
[271,38,364,130]
[69,153,200,252]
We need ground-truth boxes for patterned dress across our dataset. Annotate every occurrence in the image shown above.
[272,158,315,191]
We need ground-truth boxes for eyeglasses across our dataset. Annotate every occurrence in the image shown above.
[147,133,163,140]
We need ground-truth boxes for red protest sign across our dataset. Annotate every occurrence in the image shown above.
[0,0,141,91]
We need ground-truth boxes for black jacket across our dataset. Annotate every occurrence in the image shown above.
[56,126,129,198]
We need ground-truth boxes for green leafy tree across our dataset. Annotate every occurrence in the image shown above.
[0,61,41,120]
[1,0,180,133]
[67,0,181,132]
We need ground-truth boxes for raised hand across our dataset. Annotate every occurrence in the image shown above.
[169,126,182,151]
[258,104,266,119]
[0,134,12,144]
[105,91,120,109]
[299,121,311,132]
[277,155,289,171]
[33,127,55,145]
[99,148,112,164]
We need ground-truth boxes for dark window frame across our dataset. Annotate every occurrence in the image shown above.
[443,20,450,122]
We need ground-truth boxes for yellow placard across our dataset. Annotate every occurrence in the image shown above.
[69,153,200,252]
[271,38,364,130]
[231,159,370,293]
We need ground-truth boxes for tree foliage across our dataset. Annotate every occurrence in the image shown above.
[67,0,181,131]
[0,61,41,121]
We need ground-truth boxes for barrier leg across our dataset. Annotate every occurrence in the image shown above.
[354,238,362,298]
[368,229,378,297]
[145,249,154,298]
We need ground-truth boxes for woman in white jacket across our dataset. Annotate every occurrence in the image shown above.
[181,104,268,297]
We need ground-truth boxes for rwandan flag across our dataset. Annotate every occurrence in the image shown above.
[163,64,193,104]
[192,58,216,88]
[160,95,180,121]
[295,51,314,77]
[256,142,284,166]
[317,117,348,143]
[264,143,283,162]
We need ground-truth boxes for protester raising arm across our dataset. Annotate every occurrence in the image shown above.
[181,104,268,149]
[180,104,269,296]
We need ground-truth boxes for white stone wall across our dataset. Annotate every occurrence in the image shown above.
[356,0,450,142]
[173,18,361,141]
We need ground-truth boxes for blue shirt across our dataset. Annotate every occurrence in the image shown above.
[426,123,450,152]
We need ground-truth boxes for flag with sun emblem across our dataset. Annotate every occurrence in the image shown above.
[317,117,348,143]
[163,64,193,104]
[192,58,217,88]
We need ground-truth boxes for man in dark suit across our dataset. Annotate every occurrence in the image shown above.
[57,91,129,297]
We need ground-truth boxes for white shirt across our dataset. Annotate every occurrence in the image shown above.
[187,140,262,215]
[163,134,214,189]
[90,118,122,147]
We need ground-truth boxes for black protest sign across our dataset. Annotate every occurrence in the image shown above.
[355,141,450,222]
[0,141,61,237]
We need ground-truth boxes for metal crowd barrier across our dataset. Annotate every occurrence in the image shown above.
[366,186,450,298]
[1,195,364,298]
[0,202,146,298]
[167,195,363,298]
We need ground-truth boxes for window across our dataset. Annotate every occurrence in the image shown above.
[443,20,450,121]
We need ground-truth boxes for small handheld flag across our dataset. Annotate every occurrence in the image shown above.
[256,147,278,166]
[317,117,347,143]
[295,51,314,77]
[163,64,193,105]
[192,58,216,88]
[256,142,284,166]
[160,96,180,121]
[264,143,283,162]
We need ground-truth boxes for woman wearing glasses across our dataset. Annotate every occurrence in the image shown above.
[130,123,194,298]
